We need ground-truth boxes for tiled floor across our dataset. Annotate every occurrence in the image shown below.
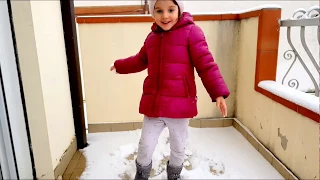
[63,151,86,180]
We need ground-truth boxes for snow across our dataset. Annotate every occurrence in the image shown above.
[191,4,281,15]
[258,80,319,114]
[79,126,284,179]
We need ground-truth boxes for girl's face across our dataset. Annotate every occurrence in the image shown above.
[153,0,179,31]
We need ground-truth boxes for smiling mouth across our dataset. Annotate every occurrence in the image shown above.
[161,21,171,25]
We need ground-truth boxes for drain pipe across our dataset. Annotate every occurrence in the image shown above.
[59,0,87,149]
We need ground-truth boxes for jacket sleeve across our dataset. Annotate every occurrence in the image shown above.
[188,24,230,102]
[113,41,148,74]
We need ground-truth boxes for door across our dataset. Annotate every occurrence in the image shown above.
[0,0,34,179]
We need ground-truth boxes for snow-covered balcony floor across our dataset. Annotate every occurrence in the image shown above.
[77,125,284,179]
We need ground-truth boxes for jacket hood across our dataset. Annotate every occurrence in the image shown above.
[151,12,194,32]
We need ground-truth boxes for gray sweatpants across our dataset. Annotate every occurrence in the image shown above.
[136,116,189,167]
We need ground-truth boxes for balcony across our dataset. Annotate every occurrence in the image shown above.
[3,1,318,180]
[59,4,319,180]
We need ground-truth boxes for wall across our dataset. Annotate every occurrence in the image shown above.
[77,20,238,123]
[10,0,76,177]
[29,1,76,169]
[236,16,319,179]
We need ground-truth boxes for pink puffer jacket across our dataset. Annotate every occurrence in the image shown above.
[114,12,230,118]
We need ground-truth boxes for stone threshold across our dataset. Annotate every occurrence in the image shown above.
[54,136,77,180]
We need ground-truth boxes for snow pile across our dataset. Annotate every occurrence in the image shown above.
[258,80,319,114]
[79,127,284,179]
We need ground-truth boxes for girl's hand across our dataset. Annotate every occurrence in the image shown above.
[216,96,227,117]
[110,65,115,71]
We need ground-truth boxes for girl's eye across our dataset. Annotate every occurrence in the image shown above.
[169,9,175,12]
[156,10,162,13]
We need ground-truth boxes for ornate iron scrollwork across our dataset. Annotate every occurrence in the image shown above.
[280,5,320,96]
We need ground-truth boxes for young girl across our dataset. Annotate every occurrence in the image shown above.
[110,0,230,179]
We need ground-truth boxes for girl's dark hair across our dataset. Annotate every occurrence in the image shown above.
[172,0,181,17]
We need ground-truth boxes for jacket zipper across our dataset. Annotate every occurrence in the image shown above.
[154,32,163,115]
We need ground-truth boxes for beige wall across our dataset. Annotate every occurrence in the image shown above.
[236,17,319,179]
[77,20,238,124]
[11,0,75,178]
[30,1,76,169]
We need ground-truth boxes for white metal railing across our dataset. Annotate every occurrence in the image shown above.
[279,5,320,97]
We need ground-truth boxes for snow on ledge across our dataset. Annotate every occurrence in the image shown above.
[258,80,319,114]
[77,4,281,18]
[191,4,281,15]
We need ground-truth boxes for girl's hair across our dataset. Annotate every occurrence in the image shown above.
[172,0,181,17]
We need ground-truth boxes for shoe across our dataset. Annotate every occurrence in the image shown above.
[134,160,152,180]
[167,161,183,180]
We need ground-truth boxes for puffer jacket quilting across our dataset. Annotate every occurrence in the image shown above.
[114,12,230,118]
